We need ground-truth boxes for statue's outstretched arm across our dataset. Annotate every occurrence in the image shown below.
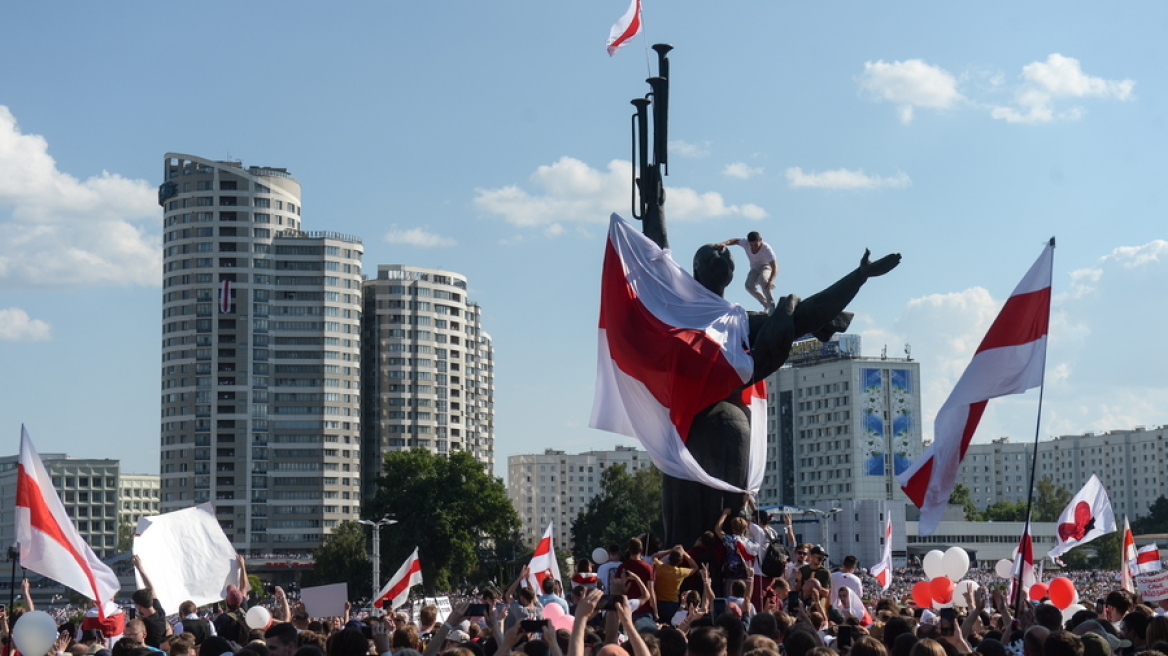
[791,249,900,336]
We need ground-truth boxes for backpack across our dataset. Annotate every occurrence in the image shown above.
[214,609,248,643]
[760,539,787,578]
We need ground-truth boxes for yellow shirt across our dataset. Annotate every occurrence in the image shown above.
[653,562,695,603]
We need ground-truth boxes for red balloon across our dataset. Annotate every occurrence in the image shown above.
[912,580,934,608]
[1048,576,1075,609]
[1029,582,1049,602]
[929,576,955,604]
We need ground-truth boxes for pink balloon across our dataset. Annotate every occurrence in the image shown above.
[550,614,574,632]
[542,603,564,619]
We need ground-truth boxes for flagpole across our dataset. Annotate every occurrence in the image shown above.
[1013,236,1054,619]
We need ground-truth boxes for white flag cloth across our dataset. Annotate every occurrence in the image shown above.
[1121,516,1137,593]
[606,0,642,56]
[899,239,1054,535]
[374,548,422,610]
[1009,518,1037,601]
[527,523,563,592]
[1136,544,1162,574]
[1047,474,1116,559]
[16,426,121,617]
[591,214,765,495]
[132,502,243,614]
[870,517,893,593]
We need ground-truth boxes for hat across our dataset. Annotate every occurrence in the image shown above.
[809,546,827,557]
[445,630,470,644]
[1073,621,1131,652]
[225,585,244,607]
[1080,633,1111,656]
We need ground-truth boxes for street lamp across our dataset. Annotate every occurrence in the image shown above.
[805,508,842,567]
[357,517,398,604]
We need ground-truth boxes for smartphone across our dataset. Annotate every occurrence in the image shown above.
[465,604,489,616]
[520,619,549,632]
[597,595,623,611]
[712,597,727,617]
[787,591,801,612]
[939,608,957,621]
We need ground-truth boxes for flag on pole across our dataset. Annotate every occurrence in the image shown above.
[526,523,563,592]
[591,214,765,495]
[871,517,893,593]
[899,238,1054,535]
[1009,518,1037,601]
[1047,474,1116,559]
[1136,544,1162,574]
[219,279,232,314]
[606,0,643,56]
[1121,516,1137,593]
[373,547,422,610]
[16,426,121,618]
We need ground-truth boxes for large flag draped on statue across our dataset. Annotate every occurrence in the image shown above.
[526,523,563,592]
[871,517,893,593]
[1047,474,1116,559]
[373,547,422,610]
[16,426,121,617]
[591,214,765,495]
[606,0,643,56]
[899,238,1054,535]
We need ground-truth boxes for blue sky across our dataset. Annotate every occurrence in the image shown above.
[2,2,1166,480]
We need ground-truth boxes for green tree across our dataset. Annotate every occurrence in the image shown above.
[1061,529,1122,570]
[304,520,372,594]
[571,464,664,556]
[948,483,980,521]
[1033,477,1072,522]
[117,518,135,554]
[1133,495,1168,534]
[366,449,519,593]
[981,500,1028,522]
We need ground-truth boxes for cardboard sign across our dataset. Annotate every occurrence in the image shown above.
[302,583,350,618]
[1137,571,1168,602]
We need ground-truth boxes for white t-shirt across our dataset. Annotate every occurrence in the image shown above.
[830,570,864,606]
[597,560,621,591]
[748,522,778,576]
[737,238,777,269]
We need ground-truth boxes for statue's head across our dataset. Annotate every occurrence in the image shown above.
[693,244,734,296]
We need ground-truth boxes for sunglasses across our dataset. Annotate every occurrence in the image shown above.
[796,551,807,556]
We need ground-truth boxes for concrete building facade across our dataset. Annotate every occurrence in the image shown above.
[158,153,364,553]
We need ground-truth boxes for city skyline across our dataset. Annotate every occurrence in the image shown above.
[2,3,1168,481]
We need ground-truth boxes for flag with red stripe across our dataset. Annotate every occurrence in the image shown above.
[871,517,893,592]
[1008,518,1037,601]
[1136,544,1162,574]
[898,238,1054,535]
[590,214,765,495]
[606,0,642,56]
[219,279,232,314]
[526,523,563,591]
[373,547,422,610]
[1121,516,1137,592]
[16,426,121,618]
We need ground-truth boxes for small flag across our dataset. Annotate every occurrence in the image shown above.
[1047,474,1116,559]
[606,0,643,56]
[1122,517,1137,592]
[871,517,893,593]
[1136,544,1162,574]
[219,279,232,314]
[526,523,563,592]
[373,548,422,610]
[16,426,121,618]
[899,238,1054,535]
[1009,518,1036,601]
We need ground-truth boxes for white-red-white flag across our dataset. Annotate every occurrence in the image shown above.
[899,238,1054,535]
[1047,474,1116,559]
[527,523,563,592]
[590,214,765,495]
[16,426,121,618]
[373,547,422,610]
[871,517,893,593]
[1136,544,1162,574]
[219,279,232,314]
[606,0,643,56]
[1121,516,1137,593]
[1008,518,1037,601]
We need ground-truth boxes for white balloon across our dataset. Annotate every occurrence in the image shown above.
[592,547,609,565]
[13,610,58,656]
[952,580,980,607]
[922,550,946,580]
[1061,603,1087,625]
[942,547,970,581]
[246,605,272,630]
[995,559,1014,579]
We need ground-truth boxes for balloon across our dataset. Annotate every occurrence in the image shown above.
[1061,603,1087,626]
[922,550,946,580]
[912,581,933,608]
[246,606,272,630]
[12,610,58,656]
[542,603,564,619]
[929,576,955,604]
[952,580,979,607]
[550,614,574,632]
[1048,577,1075,609]
[942,547,970,582]
[995,559,1014,579]
[1029,582,1049,602]
[592,547,609,565]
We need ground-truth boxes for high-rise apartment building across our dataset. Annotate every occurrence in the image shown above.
[158,154,364,553]
[361,265,495,497]
[761,336,923,507]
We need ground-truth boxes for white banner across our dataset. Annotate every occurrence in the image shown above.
[133,503,241,614]
[1137,571,1168,602]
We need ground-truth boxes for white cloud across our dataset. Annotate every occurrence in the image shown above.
[989,54,1135,123]
[474,156,766,230]
[384,226,457,248]
[785,167,911,190]
[0,106,160,289]
[669,140,711,158]
[0,307,50,341]
[857,59,964,124]
[723,162,764,179]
